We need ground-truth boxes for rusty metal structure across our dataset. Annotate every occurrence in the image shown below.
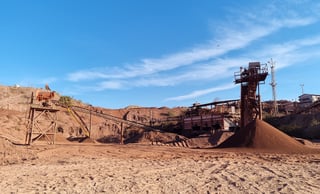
[25,91,59,145]
[69,105,159,144]
[182,100,240,135]
[234,62,268,129]
[66,107,91,138]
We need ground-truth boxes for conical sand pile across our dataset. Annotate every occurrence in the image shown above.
[218,119,315,153]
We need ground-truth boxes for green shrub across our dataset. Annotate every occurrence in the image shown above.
[58,96,73,107]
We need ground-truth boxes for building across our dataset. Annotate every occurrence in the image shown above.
[182,100,240,132]
[299,94,320,107]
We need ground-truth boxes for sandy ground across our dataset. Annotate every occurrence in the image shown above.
[0,143,320,194]
[1,86,320,193]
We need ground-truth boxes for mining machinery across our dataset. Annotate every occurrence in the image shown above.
[234,62,268,129]
[25,90,59,145]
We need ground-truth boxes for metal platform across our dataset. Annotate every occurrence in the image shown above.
[234,62,268,129]
[25,104,59,145]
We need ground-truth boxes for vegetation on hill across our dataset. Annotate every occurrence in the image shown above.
[58,96,73,107]
[265,113,320,139]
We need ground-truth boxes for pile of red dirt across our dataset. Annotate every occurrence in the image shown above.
[218,119,316,153]
[0,137,37,165]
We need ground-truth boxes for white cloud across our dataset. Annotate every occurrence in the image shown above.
[97,80,124,90]
[68,11,317,85]
[165,83,236,101]
[66,1,320,106]
[68,71,109,82]
[131,58,250,87]
[252,35,320,69]
[67,43,233,82]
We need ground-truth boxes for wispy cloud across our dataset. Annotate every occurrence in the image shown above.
[252,35,320,69]
[66,1,320,102]
[68,14,317,84]
[131,58,250,87]
[164,83,236,101]
[97,80,124,90]
[67,42,239,82]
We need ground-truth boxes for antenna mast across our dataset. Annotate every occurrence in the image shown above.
[300,84,304,95]
[269,58,278,116]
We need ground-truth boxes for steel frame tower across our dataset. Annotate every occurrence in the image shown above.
[234,62,268,129]
[269,59,278,116]
[25,92,59,145]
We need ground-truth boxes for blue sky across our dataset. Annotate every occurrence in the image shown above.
[1,0,320,108]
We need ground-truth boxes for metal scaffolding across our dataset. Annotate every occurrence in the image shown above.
[25,92,59,145]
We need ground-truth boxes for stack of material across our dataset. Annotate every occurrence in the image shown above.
[218,119,315,153]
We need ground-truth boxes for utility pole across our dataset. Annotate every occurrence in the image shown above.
[89,105,92,137]
[269,58,278,116]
